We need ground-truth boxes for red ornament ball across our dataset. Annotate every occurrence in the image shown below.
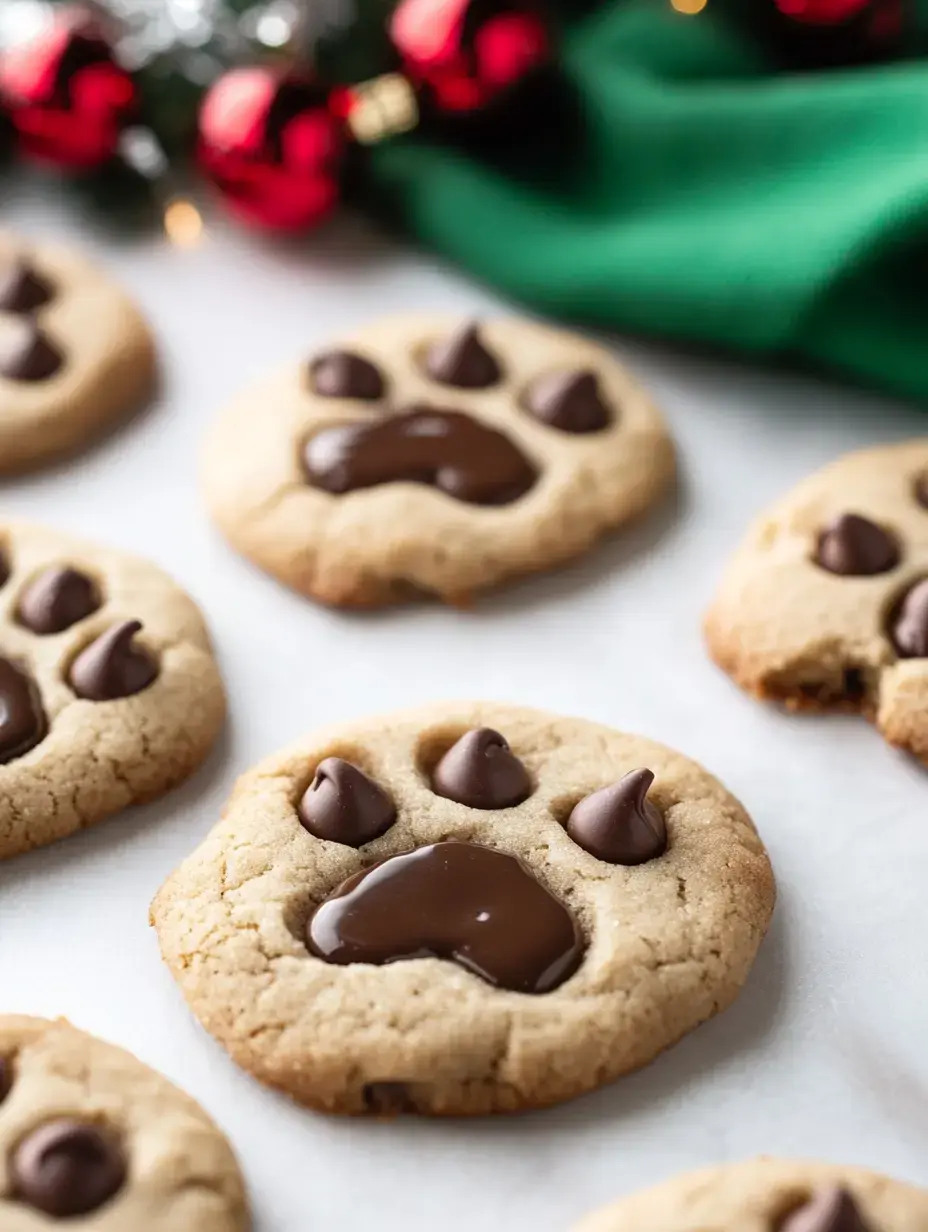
[0,6,136,169]
[774,0,874,21]
[390,0,550,114]
[198,67,345,232]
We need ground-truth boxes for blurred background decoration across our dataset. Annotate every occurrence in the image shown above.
[1,0,926,405]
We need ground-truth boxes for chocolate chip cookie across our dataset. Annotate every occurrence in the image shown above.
[202,316,675,607]
[0,1016,249,1229]
[0,236,156,473]
[705,440,928,762]
[573,1158,928,1231]
[0,521,225,860]
[151,702,774,1115]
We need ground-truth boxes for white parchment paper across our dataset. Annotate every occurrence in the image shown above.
[2,183,927,1232]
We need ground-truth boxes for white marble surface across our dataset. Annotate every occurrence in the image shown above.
[2,181,928,1231]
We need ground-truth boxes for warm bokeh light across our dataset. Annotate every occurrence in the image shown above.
[163,198,204,248]
[672,0,708,12]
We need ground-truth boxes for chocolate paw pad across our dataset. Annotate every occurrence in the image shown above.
[705,440,928,763]
[572,1158,926,1232]
[0,238,155,474]
[152,703,774,1116]
[0,1016,248,1228]
[202,314,675,607]
[0,521,225,860]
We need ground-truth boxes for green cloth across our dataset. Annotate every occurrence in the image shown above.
[368,1,928,402]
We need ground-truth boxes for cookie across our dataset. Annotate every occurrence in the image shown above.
[202,316,675,607]
[151,702,774,1116]
[0,521,225,860]
[0,236,155,473]
[573,1158,928,1231]
[0,1016,249,1229]
[705,440,928,762]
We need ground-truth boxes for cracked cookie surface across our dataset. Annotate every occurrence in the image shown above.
[201,316,675,607]
[572,1157,928,1231]
[705,440,928,763]
[0,521,225,860]
[0,1016,249,1230]
[151,702,774,1116]
[0,236,155,473]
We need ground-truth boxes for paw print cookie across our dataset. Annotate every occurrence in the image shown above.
[202,316,675,607]
[705,441,928,762]
[151,703,774,1115]
[573,1158,928,1232]
[0,236,155,473]
[0,521,225,860]
[0,1016,249,1229]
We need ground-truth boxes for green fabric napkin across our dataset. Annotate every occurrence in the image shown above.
[367,1,928,402]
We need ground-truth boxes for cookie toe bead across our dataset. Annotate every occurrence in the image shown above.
[523,369,611,433]
[0,257,54,314]
[68,620,158,700]
[0,319,63,382]
[423,321,502,388]
[11,1119,126,1218]
[566,769,666,865]
[309,351,385,400]
[431,727,532,808]
[890,578,928,658]
[780,1187,870,1232]
[914,472,928,509]
[16,565,100,634]
[298,758,396,846]
[813,513,899,576]
[0,1055,12,1102]
[0,658,46,762]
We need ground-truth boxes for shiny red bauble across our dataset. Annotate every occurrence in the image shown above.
[0,6,136,169]
[390,0,550,114]
[198,66,345,232]
[774,0,875,22]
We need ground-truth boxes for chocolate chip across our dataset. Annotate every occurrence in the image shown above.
[780,1186,870,1232]
[307,840,584,993]
[0,658,46,763]
[68,620,158,701]
[566,769,667,865]
[914,473,928,510]
[310,350,385,400]
[0,318,63,381]
[363,1082,417,1115]
[16,566,101,635]
[523,370,611,433]
[890,578,928,658]
[814,514,900,576]
[0,257,54,314]
[431,728,532,809]
[298,757,396,846]
[11,1119,126,1217]
[0,1055,12,1104]
[303,406,537,506]
[423,322,502,389]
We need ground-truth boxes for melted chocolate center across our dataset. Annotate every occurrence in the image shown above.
[307,840,583,993]
[303,406,537,506]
